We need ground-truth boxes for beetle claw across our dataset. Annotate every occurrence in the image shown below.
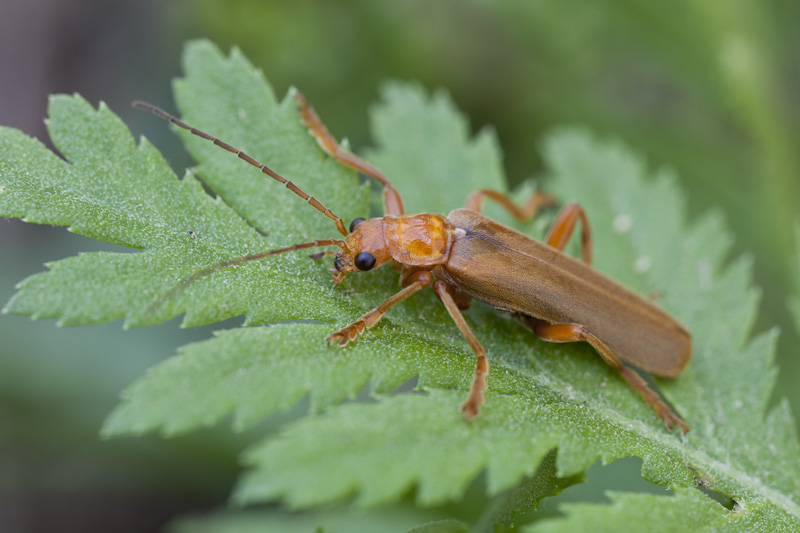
[325,324,359,348]
[461,400,480,420]
[664,411,689,434]
[326,332,348,346]
[653,398,689,433]
[327,322,365,347]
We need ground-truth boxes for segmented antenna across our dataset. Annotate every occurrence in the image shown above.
[133,101,349,237]
[146,238,343,316]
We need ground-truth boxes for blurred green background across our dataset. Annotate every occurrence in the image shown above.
[1,0,798,531]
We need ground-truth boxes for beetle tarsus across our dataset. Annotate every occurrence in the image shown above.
[326,322,365,347]
[655,403,689,434]
[614,364,689,433]
[461,355,488,420]
[461,396,482,420]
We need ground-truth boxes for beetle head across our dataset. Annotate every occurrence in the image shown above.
[331,217,392,284]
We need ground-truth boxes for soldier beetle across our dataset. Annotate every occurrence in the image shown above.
[134,93,691,433]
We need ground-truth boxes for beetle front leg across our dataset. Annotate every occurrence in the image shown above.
[432,280,488,420]
[327,270,433,346]
[530,321,688,433]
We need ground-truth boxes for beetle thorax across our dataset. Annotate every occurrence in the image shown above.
[383,214,453,267]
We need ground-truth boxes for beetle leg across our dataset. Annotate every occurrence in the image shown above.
[530,321,688,433]
[544,203,592,264]
[327,270,433,346]
[295,92,405,216]
[464,189,555,220]
[433,280,488,420]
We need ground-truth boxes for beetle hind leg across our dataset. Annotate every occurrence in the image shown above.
[529,321,688,433]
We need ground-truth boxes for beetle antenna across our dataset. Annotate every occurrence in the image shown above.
[147,238,344,316]
[133,101,349,237]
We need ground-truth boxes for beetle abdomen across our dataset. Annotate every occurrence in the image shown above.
[435,209,690,377]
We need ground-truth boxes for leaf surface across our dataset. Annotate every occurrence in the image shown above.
[2,41,368,329]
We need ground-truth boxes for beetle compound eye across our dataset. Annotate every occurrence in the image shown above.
[349,218,366,232]
[354,252,376,271]
[334,256,344,271]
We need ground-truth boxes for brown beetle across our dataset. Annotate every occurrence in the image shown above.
[135,93,691,433]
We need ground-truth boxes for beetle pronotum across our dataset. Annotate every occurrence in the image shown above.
[134,93,691,433]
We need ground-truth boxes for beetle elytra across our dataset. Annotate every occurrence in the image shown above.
[134,93,691,433]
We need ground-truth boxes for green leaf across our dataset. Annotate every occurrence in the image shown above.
[168,505,448,533]
[405,519,468,533]
[2,40,368,329]
[530,489,733,533]
[469,449,583,530]
[543,130,800,502]
[3,40,799,530]
[364,82,506,216]
[103,324,435,436]
[228,127,800,521]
